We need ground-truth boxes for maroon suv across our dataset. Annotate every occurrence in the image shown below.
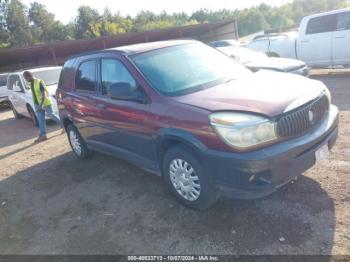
[57,40,339,209]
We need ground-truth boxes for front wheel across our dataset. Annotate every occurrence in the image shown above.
[163,145,219,210]
[67,124,89,159]
[27,106,38,127]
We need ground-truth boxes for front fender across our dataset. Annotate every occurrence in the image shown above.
[157,128,208,153]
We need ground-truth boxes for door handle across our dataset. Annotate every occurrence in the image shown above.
[300,40,309,43]
[334,36,345,39]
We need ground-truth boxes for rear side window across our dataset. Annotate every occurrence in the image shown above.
[306,14,337,35]
[337,12,350,31]
[58,59,75,90]
[101,59,137,96]
[75,60,96,92]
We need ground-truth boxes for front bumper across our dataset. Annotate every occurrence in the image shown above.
[203,105,339,199]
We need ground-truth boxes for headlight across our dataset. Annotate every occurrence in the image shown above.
[324,88,332,104]
[209,112,277,149]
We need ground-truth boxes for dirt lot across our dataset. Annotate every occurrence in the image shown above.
[0,74,349,255]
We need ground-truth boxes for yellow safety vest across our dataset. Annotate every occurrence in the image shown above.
[32,78,52,107]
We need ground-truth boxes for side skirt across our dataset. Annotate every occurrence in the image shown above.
[87,140,161,176]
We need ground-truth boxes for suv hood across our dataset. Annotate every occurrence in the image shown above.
[246,57,306,72]
[173,70,326,117]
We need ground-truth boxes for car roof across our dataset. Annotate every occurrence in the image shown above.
[305,8,350,20]
[9,66,62,75]
[110,40,197,55]
[68,40,198,60]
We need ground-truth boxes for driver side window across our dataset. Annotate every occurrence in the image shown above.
[101,59,137,96]
[9,75,24,92]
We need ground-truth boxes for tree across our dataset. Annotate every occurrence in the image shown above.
[0,0,9,47]
[75,6,100,38]
[1,0,350,48]
[29,2,61,43]
[6,0,32,47]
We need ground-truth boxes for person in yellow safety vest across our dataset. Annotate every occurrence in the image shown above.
[23,71,63,143]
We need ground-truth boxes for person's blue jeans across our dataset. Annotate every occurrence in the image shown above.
[35,104,62,136]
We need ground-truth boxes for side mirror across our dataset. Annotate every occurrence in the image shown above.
[109,82,146,103]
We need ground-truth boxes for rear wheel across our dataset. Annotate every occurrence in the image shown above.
[67,124,89,159]
[27,106,38,127]
[163,145,219,210]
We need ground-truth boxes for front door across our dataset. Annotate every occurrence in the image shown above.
[96,58,157,168]
[333,11,350,66]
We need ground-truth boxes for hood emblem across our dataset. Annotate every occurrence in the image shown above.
[308,110,314,123]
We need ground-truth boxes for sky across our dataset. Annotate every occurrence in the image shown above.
[21,0,292,24]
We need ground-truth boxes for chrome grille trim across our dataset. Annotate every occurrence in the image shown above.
[277,94,329,138]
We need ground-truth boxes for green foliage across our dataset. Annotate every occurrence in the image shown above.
[6,0,32,46]
[29,2,70,43]
[0,0,349,48]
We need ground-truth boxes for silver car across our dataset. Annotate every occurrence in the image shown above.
[217,46,309,77]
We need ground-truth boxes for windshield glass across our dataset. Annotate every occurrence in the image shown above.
[131,43,252,96]
[27,68,62,86]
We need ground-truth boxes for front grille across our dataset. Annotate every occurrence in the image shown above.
[277,94,329,138]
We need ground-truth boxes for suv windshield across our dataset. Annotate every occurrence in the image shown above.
[132,43,251,96]
[26,68,62,86]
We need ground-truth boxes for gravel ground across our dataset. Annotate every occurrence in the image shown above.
[0,74,349,255]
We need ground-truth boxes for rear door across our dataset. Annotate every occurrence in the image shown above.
[71,59,103,142]
[298,14,337,66]
[95,57,157,170]
[333,11,350,66]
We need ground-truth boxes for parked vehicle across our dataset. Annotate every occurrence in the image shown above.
[217,46,309,76]
[0,73,9,103]
[209,39,240,48]
[7,66,62,126]
[58,40,338,209]
[246,8,350,67]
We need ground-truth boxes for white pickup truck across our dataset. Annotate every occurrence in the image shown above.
[7,67,61,126]
[247,8,350,68]
[0,73,9,103]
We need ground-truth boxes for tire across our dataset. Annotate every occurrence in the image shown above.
[27,106,39,127]
[10,103,23,119]
[163,145,219,210]
[66,124,89,159]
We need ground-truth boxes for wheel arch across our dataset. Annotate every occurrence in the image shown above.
[155,128,207,175]
[61,116,73,131]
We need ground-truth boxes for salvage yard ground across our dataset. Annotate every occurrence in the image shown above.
[0,73,349,255]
